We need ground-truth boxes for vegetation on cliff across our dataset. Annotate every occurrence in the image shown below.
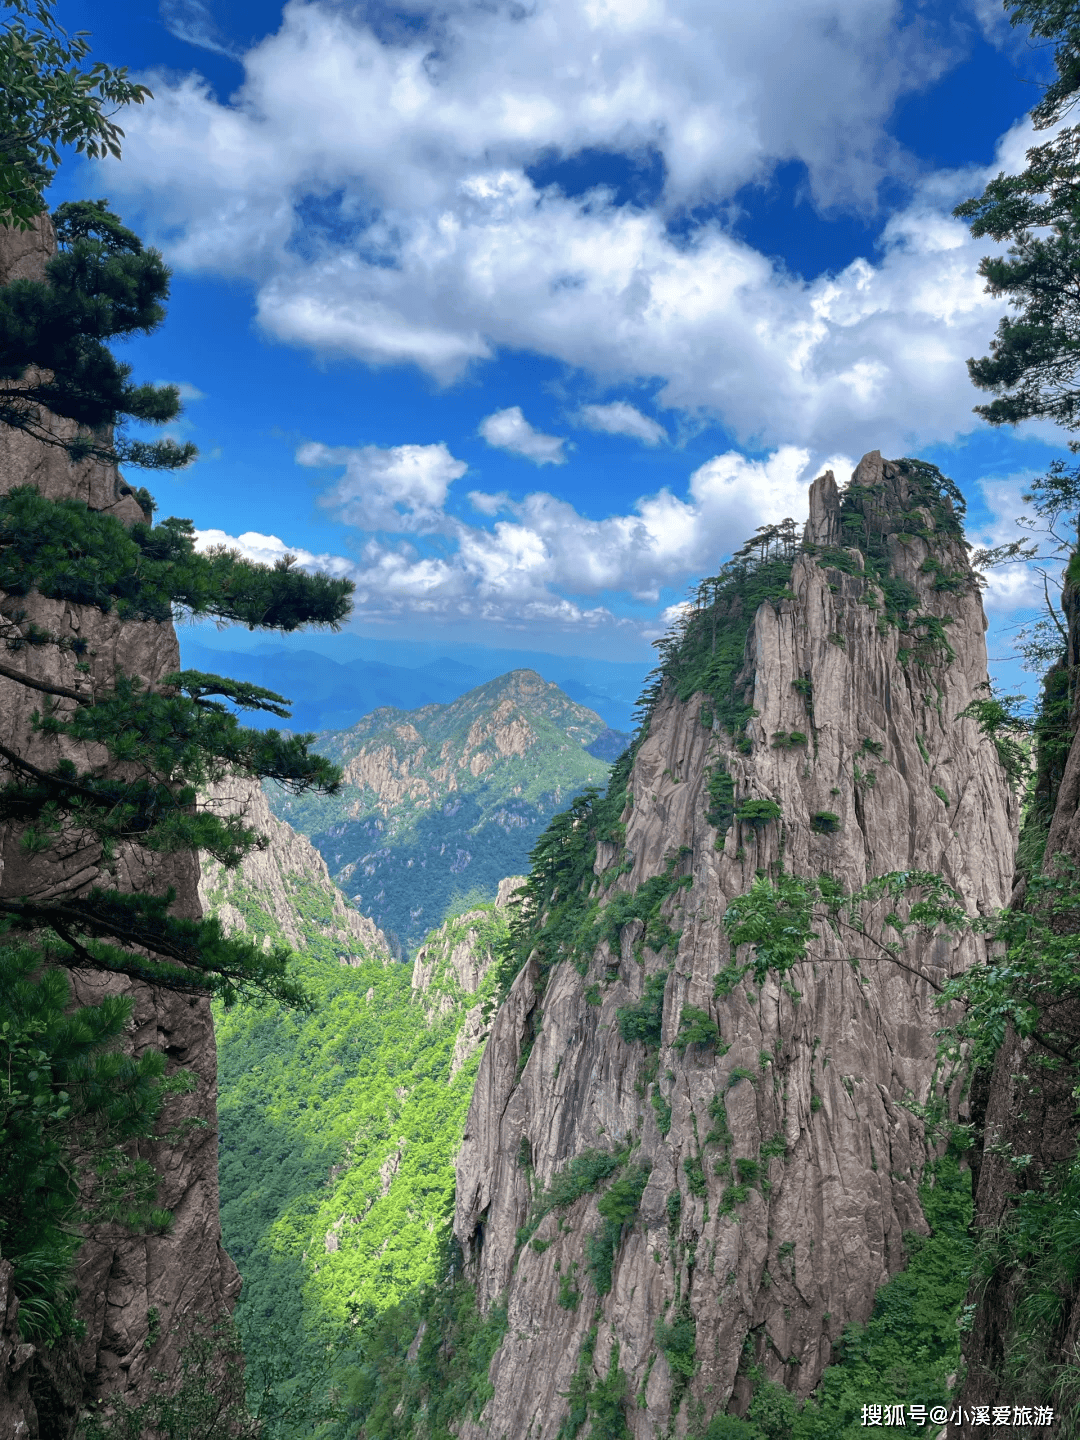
[0,196,195,470]
[202,856,509,1433]
[0,943,182,1343]
[329,468,990,1437]
[0,182,352,1384]
[929,4,1080,1418]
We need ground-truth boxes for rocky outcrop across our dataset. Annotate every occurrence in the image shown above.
[452,454,1016,1436]
[0,219,239,1430]
[0,1262,35,1439]
[198,779,391,961]
[411,875,525,1079]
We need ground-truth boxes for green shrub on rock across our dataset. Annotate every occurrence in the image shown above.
[810,810,841,834]
[734,798,782,828]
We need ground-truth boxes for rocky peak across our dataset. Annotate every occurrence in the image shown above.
[268,670,615,950]
[320,668,610,817]
[451,453,1016,1437]
[804,467,841,547]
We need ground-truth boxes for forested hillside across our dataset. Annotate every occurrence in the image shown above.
[267,669,626,950]
[199,794,516,1427]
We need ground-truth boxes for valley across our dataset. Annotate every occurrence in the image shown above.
[195,454,1020,1439]
[5,12,1080,1434]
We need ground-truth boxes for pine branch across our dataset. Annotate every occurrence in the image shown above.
[0,659,87,701]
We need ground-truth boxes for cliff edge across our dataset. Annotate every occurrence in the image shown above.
[0,219,239,1438]
[452,454,1016,1436]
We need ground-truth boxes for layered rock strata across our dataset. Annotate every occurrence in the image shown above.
[453,454,1017,1436]
[0,220,239,1434]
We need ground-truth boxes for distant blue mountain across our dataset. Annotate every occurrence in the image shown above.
[178,630,650,733]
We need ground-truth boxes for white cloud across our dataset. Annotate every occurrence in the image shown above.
[192,528,354,577]
[578,401,666,444]
[205,441,840,634]
[297,440,468,532]
[159,0,239,58]
[479,407,567,465]
[970,471,1062,618]
[93,0,1022,455]
[168,380,206,402]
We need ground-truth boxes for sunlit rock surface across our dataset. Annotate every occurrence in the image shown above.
[453,454,1016,1437]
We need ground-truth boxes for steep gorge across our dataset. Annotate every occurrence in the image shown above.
[451,454,1017,1436]
[201,779,520,1397]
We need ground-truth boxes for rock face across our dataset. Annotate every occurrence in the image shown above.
[198,779,391,961]
[453,454,1017,1436]
[957,561,1080,1430]
[0,1262,35,1440]
[411,875,526,1080]
[0,220,239,1434]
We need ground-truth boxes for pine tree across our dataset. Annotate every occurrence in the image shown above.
[0,227,354,1337]
[0,198,198,470]
[0,203,355,1003]
[955,1,1080,429]
[0,941,181,1342]
[0,152,354,1362]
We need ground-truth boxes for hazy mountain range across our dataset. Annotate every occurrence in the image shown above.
[179,630,650,734]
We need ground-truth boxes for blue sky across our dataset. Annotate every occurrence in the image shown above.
[43,0,1068,676]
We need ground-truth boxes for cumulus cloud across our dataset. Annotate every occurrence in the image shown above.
[297,440,467,532]
[93,0,1023,455]
[578,401,666,445]
[192,527,354,576]
[233,441,838,634]
[479,407,567,465]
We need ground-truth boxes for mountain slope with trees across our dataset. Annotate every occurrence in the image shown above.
[268,669,626,950]
[198,796,517,1432]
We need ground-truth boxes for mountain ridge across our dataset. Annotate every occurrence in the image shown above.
[268,669,629,950]
[178,634,648,734]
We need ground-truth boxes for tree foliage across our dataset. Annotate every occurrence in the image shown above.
[0,199,197,469]
[0,485,354,627]
[0,1,151,228]
[0,184,355,1342]
[955,2,1080,428]
[0,942,181,1343]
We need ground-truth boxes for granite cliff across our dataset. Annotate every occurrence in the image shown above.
[451,454,1017,1436]
[197,779,390,963]
[0,220,238,1437]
